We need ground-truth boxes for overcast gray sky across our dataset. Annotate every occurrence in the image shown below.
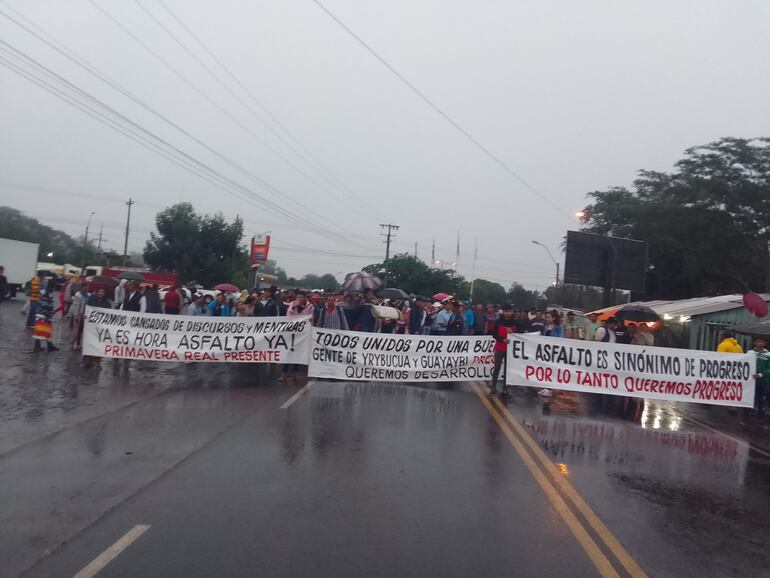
[1,0,768,290]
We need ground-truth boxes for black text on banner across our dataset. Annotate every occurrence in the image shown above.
[506,333,756,408]
[83,306,311,363]
[308,328,496,381]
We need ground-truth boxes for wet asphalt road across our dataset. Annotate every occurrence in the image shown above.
[2,299,770,577]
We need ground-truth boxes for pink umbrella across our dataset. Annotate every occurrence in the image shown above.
[744,292,769,318]
[433,292,450,301]
[214,283,240,292]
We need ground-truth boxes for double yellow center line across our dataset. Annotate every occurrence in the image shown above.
[471,382,647,578]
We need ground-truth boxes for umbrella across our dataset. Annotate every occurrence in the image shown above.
[341,271,381,293]
[117,271,145,281]
[615,304,660,323]
[743,292,769,318]
[89,275,119,287]
[433,292,450,301]
[214,283,240,292]
[377,287,409,300]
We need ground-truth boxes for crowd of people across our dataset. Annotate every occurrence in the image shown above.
[9,271,768,425]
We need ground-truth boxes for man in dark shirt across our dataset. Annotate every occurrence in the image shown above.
[255,286,280,317]
[528,310,545,334]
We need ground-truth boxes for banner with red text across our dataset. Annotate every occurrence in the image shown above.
[308,328,497,381]
[507,333,756,407]
[83,307,311,364]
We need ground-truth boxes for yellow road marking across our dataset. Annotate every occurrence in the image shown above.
[471,383,620,578]
[280,380,316,409]
[73,524,150,578]
[485,385,647,578]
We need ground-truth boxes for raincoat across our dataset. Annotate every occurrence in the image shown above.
[717,338,743,354]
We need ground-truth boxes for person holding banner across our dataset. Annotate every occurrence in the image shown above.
[537,310,564,398]
[490,304,517,397]
[280,291,315,382]
[743,336,770,426]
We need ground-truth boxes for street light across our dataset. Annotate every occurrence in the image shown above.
[46,252,54,258]
[531,240,560,287]
[575,210,586,220]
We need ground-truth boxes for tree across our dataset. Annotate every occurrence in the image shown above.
[257,259,287,284]
[507,283,540,310]
[469,279,507,304]
[0,206,107,266]
[542,284,604,311]
[582,137,770,299]
[144,203,248,287]
[362,253,468,297]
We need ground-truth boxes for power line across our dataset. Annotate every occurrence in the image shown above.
[0,3,373,247]
[152,0,373,213]
[131,0,362,211]
[0,37,360,246]
[0,180,164,209]
[311,0,578,223]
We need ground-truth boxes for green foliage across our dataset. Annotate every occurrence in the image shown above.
[362,253,467,297]
[143,203,247,287]
[542,284,604,311]
[507,283,541,310]
[231,270,249,290]
[0,206,116,266]
[257,259,288,284]
[284,273,339,291]
[469,278,507,304]
[582,137,770,298]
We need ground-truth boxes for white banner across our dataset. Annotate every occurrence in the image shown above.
[308,328,497,381]
[507,333,756,408]
[83,307,311,364]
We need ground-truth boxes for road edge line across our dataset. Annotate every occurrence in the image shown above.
[470,382,619,578]
[280,380,316,409]
[73,524,150,578]
[485,385,647,578]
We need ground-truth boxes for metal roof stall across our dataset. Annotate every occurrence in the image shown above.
[588,294,770,350]
[643,294,770,351]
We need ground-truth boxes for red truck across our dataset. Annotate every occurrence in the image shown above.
[101,267,178,286]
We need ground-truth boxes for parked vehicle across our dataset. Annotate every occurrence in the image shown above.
[0,238,39,298]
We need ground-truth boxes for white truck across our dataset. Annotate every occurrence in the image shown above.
[0,238,39,298]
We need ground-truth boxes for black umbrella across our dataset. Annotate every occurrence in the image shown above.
[341,271,382,293]
[377,287,410,300]
[616,304,660,323]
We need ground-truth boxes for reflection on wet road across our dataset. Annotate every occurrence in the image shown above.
[2,300,770,577]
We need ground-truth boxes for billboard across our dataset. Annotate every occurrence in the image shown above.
[250,234,271,266]
[563,230,647,292]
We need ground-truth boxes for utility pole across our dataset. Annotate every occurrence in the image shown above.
[455,230,460,270]
[379,223,399,286]
[414,241,417,258]
[82,211,95,269]
[470,236,478,301]
[97,225,104,253]
[431,237,435,264]
[123,198,134,266]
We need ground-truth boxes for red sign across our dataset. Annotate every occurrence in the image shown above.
[251,234,271,265]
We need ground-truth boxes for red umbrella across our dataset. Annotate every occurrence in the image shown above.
[213,283,240,292]
[433,292,450,301]
[743,292,769,318]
